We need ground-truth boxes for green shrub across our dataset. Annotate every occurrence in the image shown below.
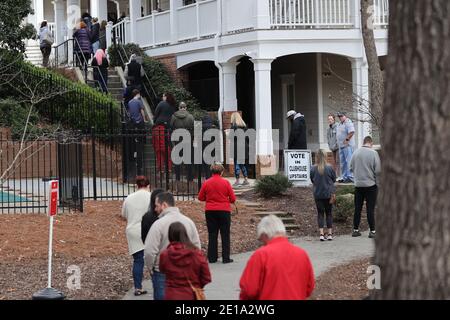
[0,98,58,139]
[335,185,355,197]
[0,50,120,132]
[334,193,354,222]
[255,173,293,198]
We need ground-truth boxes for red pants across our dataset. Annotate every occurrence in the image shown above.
[152,125,172,171]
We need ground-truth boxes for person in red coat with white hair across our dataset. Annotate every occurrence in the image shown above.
[239,215,315,300]
[198,162,236,264]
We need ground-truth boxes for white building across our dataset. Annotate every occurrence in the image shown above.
[27,0,389,174]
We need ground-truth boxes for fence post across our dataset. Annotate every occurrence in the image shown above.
[91,127,97,201]
[78,140,84,212]
[165,125,170,190]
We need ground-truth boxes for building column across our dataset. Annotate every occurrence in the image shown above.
[252,58,277,176]
[317,53,326,149]
[52,0,66,44]
[34,0,45,29]
[66,0,81,36]
[90,0,108,22]
[253,0,270,29]
[129,0,142,43]
[351,58,371,147]
[221,62,239,112]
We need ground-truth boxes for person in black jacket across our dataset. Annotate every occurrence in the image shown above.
[287,110,307,150]
[91,49,109,92]
[141,188,164,243]
[124,54,145,89]
[90,18,100,53]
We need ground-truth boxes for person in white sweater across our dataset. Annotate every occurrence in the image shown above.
[121,176,151,296]
[144,192,201,300]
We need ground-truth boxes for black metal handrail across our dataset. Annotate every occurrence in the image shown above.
[52,38,109,94]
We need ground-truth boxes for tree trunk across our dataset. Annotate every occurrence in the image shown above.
[373,0,450,299]
[360,0,384,128]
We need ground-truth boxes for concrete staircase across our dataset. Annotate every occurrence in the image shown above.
[24,43,43,66]
[232,182,300,234]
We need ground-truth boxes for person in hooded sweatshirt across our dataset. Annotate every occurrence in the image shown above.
[286,110,307,150]
[159,222,211,300]
[170,102,195,186]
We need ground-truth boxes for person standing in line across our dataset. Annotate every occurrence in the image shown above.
[198,163,236,264]
[73,21,92,71]
[99,20,108,51]
[91,49,109,92]
[127,89,147,175]
[38,21,53,68]
[141,188,165,243]
[310,150,337,241]
[144,192,201,300]
[286,110,307,150]
[159,222,211,300]
[327,113,340,176]
[230,112,250,187]
[171,101,195,188]
[336,111,355,183]
[239,215,315,300]
[124,54,145,89]
[90,18,100,53]
[350,136,381,239]
[121,176,151,296]
[152,93,176,172]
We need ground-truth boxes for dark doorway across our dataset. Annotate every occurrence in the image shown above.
[236,57,255,130]
[186,62,219,111]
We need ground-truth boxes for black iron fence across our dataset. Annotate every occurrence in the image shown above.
[0,128,211,214]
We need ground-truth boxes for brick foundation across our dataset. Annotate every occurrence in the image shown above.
[153,54,189,88]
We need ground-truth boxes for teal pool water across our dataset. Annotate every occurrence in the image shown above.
[0,191,31,203]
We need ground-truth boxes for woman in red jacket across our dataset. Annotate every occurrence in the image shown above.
[198,163,236,264]
[159,222,211,300]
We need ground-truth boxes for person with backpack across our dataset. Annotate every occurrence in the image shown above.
[159,222,211,300]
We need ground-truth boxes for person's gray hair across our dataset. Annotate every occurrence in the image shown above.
[129,54,137,63]
[257,215,286,239]
[179,102,187,109]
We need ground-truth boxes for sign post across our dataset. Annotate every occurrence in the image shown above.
[32,180,65,300]
[284,150,312,187]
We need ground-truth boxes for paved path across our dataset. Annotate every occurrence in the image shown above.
[123,232,374,300]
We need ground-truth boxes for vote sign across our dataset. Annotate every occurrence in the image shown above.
[284,150,312,186]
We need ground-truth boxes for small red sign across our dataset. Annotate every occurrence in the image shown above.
[48,180,58,217]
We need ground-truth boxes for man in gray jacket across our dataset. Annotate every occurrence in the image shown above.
[349,136,381,239]
[144,192,201,300]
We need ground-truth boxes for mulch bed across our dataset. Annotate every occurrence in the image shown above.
[310,257,373,300]
[0,200,258,300]
[240,186,369,237]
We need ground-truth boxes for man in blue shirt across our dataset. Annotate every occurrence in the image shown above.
[336,112,355,183]
[127,89,147,175]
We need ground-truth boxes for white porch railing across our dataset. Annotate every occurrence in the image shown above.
[177,0,217,41]
[269,0,354,28]
[111,18,130,45]
[373,0,389,27]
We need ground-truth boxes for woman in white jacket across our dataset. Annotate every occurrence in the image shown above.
[121,176,151,295]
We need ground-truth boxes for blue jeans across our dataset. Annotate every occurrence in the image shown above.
[132,250,144,290]
[92,41,100,53]
[234,164,248,179]
[339,146,354,181]
[152,271,166,300]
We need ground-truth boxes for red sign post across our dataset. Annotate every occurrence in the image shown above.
[48,180,58,217]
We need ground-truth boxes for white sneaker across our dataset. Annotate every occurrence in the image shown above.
[326,234,333,241]
[320,235,325,242]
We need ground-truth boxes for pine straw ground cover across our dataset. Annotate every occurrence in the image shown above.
[0,200,258,300]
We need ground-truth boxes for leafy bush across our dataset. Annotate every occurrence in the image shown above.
[0,98,58,139]
[334,193,354,222]
[255,173,293,198]
[1,50,120,133]
[335,185,355,197]
[108,43,202,119]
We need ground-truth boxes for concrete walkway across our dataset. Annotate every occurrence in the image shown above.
[123,232,374,300]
